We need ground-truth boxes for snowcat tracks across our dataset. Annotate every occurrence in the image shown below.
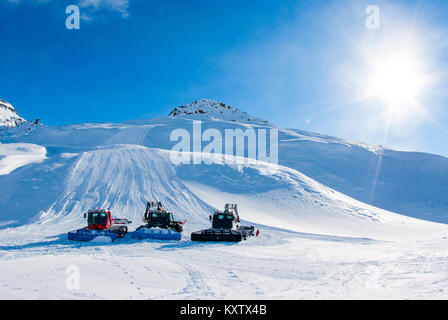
[191,229,243,242]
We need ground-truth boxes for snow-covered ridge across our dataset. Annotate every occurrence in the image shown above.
[0,143,46,175]
[169,99,270,124]
[0,100,26,128]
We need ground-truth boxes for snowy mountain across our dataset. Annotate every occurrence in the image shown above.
[1,99,448,299]
[0,100,26,128]
[278,129,448,223]
[7,109,446,224]
[169,99,270,124]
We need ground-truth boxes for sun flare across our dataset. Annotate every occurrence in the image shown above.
[367,53,427,105]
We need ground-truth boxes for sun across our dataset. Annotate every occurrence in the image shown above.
[367,53,426,105]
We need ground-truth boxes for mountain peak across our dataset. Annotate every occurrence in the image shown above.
[0,100,26,128]
[168,99,269,124]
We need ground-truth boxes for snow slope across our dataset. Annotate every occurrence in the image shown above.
[0,100,448,299]
[0,143,46,175]
[278,129,448,223]
[1,144,444,243]
[8,110,445,223]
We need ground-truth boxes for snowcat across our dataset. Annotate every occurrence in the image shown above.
[67,209,131,242]
[132,201,186,241]
[191,204,257,242]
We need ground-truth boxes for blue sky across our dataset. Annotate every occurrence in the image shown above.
[1,0,447,157]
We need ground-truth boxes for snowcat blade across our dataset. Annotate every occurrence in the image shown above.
[132,227,182,241]
[191,229,243,242]
[67,228,118,242]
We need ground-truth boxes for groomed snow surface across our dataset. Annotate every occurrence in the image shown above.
[0,143,46,175]
[1,104,448,299]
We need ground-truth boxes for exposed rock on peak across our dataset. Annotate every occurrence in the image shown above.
[169,99,269,124]
[0,100,26,128]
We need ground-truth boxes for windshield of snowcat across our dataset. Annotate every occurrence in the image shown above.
[150,212,170,225]
[213,213,234,229]
[88,212,108,225]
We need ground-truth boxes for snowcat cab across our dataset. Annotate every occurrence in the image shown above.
[86,210,112,230]
[210,204,240,230]
[191,204,257,242]
[132,201,185,240]
[143,202,182,231]
[212,212,236,229]
[67,209,131,242]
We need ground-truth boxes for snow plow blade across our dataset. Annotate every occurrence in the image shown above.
[191,229,243,242]
[132,227,182,241]
[67,228,118,242]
